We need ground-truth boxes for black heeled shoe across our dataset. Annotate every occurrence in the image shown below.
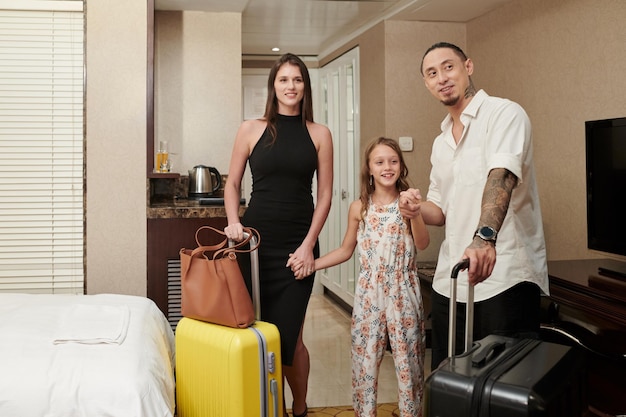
[292,402,308,417]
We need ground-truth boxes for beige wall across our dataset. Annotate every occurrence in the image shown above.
[86,0,149,295]
[86,3,241,295]
[155,11,242,175]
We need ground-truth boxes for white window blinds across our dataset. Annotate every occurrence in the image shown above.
[0,3,84,293]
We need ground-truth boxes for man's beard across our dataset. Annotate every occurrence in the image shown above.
[440,84,475,107]
[441,95,460,107]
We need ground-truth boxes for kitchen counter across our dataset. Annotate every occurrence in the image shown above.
[147,176,245,219]
[147,197,246,219]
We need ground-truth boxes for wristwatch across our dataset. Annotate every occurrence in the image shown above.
[474,226,498,244]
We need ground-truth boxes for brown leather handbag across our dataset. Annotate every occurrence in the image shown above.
[179,225,260,328]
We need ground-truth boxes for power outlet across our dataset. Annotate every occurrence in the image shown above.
[399,136,413,152]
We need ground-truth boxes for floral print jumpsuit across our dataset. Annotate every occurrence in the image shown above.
[352,199,426,417]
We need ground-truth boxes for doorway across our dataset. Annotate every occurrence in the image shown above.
[318,47,360,307]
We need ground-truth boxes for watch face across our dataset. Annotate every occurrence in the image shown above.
[478,226,496,240]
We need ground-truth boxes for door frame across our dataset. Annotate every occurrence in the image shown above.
[317,47,360,307]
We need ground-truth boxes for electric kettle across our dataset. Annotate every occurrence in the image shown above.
[188,165,222,197]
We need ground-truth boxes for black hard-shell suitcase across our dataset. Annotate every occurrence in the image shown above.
[424,260,588,417]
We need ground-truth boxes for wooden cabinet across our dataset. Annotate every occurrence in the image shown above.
[416,263,436,348]
[543,259,626,416]
[147,217,227,316]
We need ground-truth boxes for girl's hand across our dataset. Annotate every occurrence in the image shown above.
[286,253,303,273]
[399,189,422,219]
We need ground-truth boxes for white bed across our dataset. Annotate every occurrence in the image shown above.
[0,293,175,417]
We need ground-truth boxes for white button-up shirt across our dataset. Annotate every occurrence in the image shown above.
[427,90,549,302]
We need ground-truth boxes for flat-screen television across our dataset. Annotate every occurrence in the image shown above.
[585,117,626,257]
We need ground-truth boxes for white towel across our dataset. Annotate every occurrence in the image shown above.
[52,304,130,345]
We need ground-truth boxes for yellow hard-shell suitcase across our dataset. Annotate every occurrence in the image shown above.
[176,317,282,417]
[175,231,283,417]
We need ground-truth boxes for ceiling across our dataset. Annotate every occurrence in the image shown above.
[154,0,513,58]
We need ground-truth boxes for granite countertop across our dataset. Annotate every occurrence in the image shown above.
[147,197,246,219]
[147,176,245,219]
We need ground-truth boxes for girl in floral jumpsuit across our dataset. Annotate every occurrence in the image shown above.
[295,137,429,416]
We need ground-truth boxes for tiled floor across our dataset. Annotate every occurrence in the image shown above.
[284,292,432,408]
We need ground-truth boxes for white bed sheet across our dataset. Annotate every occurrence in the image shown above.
[0,293,175,417]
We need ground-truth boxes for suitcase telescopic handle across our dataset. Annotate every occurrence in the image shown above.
[230,232,261,321]
[449,259,474,359]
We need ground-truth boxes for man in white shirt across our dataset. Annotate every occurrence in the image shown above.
[400,42,549,369]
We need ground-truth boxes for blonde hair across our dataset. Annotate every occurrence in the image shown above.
[359,137,410,220]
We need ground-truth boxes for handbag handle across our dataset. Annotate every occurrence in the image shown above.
[194,225,232,249]
[215,227,260,259]
[188,226,260,260]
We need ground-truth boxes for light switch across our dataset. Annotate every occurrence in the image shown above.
[399,136,413,152]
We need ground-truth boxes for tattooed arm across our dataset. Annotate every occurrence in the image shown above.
[464,168,518,285]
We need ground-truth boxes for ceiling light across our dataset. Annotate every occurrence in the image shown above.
[272,47,280,52]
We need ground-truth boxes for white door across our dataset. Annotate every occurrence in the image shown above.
[318,47,360,307]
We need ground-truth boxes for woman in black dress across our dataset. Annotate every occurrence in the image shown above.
[224,53,333,417]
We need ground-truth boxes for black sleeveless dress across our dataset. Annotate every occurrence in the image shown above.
[242,113,319,366]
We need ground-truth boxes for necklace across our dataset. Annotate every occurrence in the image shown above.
[372,194,398,206]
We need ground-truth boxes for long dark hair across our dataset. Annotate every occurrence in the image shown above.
[263,53,314,144]
[359,137,410,220]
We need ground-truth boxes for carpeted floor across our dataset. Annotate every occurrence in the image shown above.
[289,403,400,416]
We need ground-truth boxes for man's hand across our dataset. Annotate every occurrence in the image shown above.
[463,237,496,285]
[399,188,422,219]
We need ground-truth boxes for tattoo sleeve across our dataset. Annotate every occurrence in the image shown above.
[478,168,518,230]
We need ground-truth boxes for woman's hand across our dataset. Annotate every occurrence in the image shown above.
[286,245,315,280]
[224,222,245,242]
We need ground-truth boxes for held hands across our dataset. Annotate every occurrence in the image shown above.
[399,188,423,219]
[286,248,315,280]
